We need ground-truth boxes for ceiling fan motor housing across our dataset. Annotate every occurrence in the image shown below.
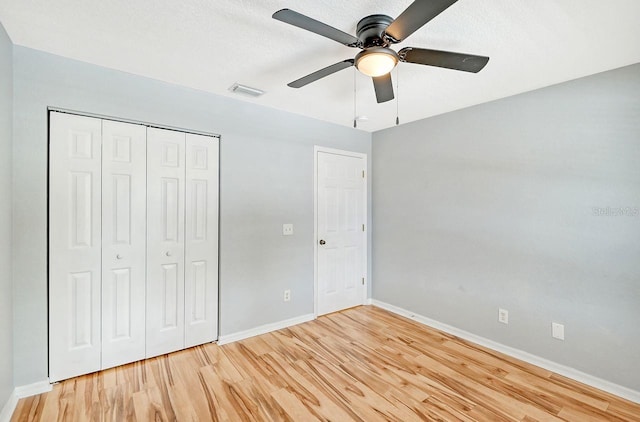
[356,14,395,47]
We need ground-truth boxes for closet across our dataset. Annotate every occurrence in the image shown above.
[48,111,219,382]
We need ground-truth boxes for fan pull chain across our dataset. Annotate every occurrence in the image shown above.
[395,66,400,126]
[353,68,357,128]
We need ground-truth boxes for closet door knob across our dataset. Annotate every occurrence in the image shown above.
[116,254,123,260]
[319,239,326,245]
[165,251,172,257]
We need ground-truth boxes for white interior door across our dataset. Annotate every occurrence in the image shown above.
[146,127,186,357]
[316,149,367,316]
[49,112,102,382]
[184,134,219,347]
[101,120,147,369]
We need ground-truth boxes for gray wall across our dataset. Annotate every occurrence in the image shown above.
[12,46,371,386]
[372,64,640,391]
[0,21,14,407]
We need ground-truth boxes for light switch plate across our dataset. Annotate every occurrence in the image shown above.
[282,224,293,236]
[552,322,565,340]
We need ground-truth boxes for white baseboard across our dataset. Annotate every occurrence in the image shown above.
[371,300,640,404]
[0,390,17,422]
[0,379,51,422]
[15,379,52,398]
[218,313,315,345]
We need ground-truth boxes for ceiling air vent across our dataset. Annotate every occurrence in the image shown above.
[228,83,265,97]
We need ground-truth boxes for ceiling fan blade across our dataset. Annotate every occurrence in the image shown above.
[385,0,458,43]
[399,47,489,73]
[288,60,355,88]
[273,9,361,47]
[372,73,394,103]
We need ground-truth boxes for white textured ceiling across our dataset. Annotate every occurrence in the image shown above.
[1,0,639,132]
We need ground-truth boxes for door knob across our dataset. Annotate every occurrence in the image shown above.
[319,239,326,245]
[165,251,172,257]
[116,254,123,260]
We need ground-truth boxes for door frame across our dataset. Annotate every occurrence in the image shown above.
[313,146,368,317]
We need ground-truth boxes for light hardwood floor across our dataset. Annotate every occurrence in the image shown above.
[12,306,640,421]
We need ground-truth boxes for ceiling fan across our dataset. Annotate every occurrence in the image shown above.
[273,0,489,103]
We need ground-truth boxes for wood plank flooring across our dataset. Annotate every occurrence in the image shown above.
[12,306,640,421]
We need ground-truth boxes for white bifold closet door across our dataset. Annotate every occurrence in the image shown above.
[49,113,103,382]
[184,133,219,348]
[101,120,147,369]
[50,114,148,381]
[50,113,219,382]
[146,128,186,357]
[146,128,219,358]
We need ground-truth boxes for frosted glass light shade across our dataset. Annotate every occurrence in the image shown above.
[355,48,399,77]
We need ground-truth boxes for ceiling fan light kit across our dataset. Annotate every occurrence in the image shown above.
[273,0,489,104]
[355,47,398,77]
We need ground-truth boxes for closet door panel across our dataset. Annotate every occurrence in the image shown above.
[185,134,219,347]
[101,120,147,369]
[49,112,102,382]
[146,128,186,358]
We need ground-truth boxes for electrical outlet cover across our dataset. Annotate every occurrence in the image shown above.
[498,308,509,324]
